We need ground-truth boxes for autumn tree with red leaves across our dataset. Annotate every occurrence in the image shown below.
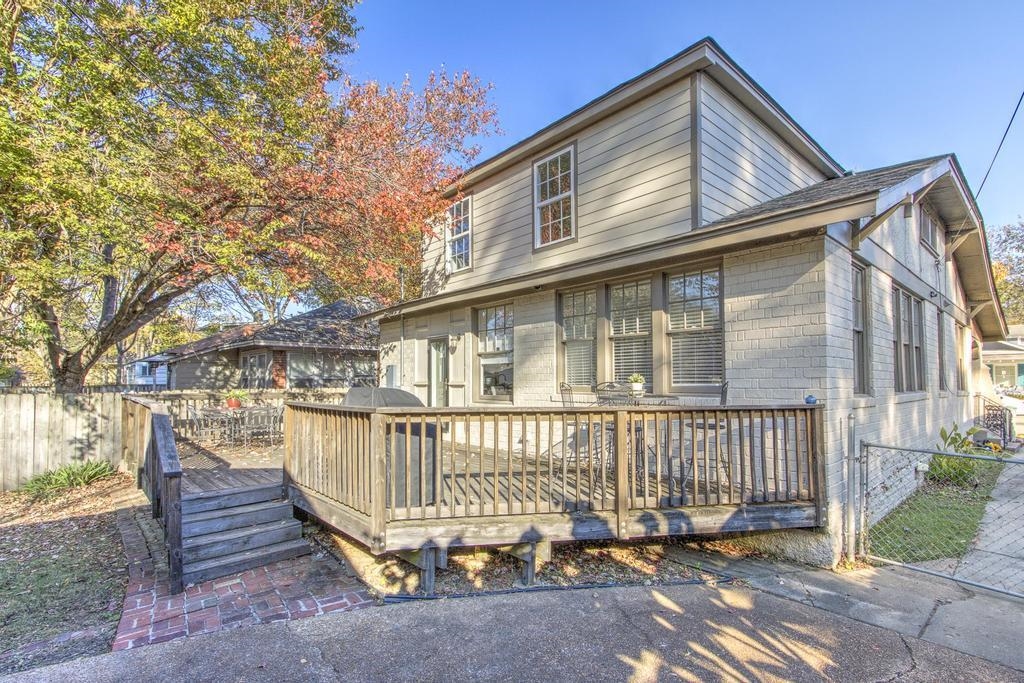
[0,1,496,390]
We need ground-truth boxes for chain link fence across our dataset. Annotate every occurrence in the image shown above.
[860,443,1024,599]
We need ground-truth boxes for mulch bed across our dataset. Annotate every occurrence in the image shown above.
[312,525,723,597]
[0,474,140,675]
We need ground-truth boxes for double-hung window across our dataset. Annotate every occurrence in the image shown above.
[937,311,948,392]
[478,304,514,399]
[240,351,269,389]
[893,287,925,392]
[533,147,575,248]
[609,281,652,387]
[852,264,869,394]
[561,290,597,387]
[919,204,938,252]
[955,324,967,392]
[667,267,723,387]
[447,197,472,272]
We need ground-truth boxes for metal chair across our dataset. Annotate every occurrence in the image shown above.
[558,382,576,408]
[238,406,282,446]
[189,406,230,443]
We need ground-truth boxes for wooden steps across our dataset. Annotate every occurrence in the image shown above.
[180,484,309,586]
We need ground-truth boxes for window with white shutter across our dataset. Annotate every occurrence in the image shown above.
[609,281,652,387]
[561,289,596,387]
[667,268,723,386]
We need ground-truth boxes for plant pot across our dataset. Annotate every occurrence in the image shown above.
[630,382,643,393]
[226,398,242,409]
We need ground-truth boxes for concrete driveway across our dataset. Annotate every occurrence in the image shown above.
[5,581,1019,682]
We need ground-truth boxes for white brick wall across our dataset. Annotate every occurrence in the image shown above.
[381,227,983,567]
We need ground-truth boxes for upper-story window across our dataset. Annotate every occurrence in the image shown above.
[919,204,939,252]
[447,197,472,272]
[533,146,575,248]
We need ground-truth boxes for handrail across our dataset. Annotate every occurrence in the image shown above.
[284,401,824,415]
[124,395,184,593]
[285,403,826,553]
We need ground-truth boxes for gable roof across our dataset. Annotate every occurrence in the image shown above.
[146,300,379,363]
[453,37,844,192]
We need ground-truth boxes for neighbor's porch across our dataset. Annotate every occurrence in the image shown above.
[284,402,825,585]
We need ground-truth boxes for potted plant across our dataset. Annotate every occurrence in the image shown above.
[225,389,249,409]
[627,373,645,394]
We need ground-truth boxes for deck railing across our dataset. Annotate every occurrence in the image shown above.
[285,403,825,554]
[123,396,184,592]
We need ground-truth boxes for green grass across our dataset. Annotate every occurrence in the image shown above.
[19,461,115,500]
[869,460,1004,563]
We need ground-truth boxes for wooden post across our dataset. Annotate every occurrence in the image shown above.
[615,410,629,540]
[282,404,293,500]
[165,473,184,594]
[369,412,387,553]
[811,407,827,527]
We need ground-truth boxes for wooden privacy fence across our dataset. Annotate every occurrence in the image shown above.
[0,388,349,490]
[0,392,123,491]
[285,403,826,555]
[123,396,184,593]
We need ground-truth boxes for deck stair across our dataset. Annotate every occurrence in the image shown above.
[179,483,308,586]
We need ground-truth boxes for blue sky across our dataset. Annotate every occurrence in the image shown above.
[344,0,1024,228]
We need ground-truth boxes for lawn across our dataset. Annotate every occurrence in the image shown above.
[868,459,1004,563]
[0,473,136,674]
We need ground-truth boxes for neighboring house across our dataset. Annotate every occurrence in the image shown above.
[146,301,379,391]
[123,359,169,389]
[984,324,1024,388]
[365,38,1005,564]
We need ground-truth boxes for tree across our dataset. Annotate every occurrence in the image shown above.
[1,1,496,390]
[987,221,1024,325]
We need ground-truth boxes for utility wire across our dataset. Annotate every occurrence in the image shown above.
[977,87,1024,198]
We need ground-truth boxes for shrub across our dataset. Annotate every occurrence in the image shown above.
[20,461,116,500]
[927,424,981,486]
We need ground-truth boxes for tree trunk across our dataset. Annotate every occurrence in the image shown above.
[52,362,88,393]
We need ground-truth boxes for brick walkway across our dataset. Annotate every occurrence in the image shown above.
[112,505,374,651]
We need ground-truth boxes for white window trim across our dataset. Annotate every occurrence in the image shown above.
[532,145,576,249]
[919,203,940,254]
[446,196,472,273]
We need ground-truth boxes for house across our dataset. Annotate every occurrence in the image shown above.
[983,324,1024,389]
[359,37,1005,565]
[146,301,379,391]
[123,358,168,389]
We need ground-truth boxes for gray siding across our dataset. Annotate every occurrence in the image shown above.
[424,78,693,296]
[699,75,825,224]
[169,351,239,390]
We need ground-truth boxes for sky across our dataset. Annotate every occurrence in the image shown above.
[343,0,1024,228]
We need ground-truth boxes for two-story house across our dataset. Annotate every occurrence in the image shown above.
[363,38,1005,565]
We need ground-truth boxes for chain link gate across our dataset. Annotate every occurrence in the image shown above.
[858,442,1024,600]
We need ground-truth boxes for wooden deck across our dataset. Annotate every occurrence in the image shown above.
[176,439,284,496]
[284,404,827,558]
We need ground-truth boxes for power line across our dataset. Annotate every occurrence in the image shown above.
[977,87,1024,198]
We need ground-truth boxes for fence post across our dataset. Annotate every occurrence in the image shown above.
[846,412,857,563]
[614,410,629,540]
[859,441,868,558]
[282,404,293,499]
[369,412,387,553]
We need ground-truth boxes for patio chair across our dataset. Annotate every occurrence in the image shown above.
[189,406,230,443]
[238,406,282,447]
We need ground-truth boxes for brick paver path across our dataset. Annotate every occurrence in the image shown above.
[112,506,374,651]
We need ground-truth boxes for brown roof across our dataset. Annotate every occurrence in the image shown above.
[147,301,378,362]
